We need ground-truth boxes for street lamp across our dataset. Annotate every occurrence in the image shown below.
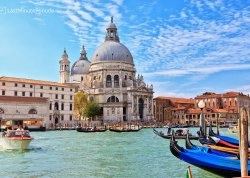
[198,100,206,136]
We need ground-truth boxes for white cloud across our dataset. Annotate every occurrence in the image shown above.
[24,0,250,97]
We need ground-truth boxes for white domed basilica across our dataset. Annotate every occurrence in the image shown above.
[60,17,154,123]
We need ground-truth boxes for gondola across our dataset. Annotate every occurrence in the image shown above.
[109,126,142,132]
[76,127,107,132]
[185,132,238,158]
[153,128,199,140]
[170,131,250,177]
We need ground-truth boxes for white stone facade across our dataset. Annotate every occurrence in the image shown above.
[0,17,154,129]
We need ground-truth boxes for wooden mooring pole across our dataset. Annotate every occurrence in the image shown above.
[239,107,248,177]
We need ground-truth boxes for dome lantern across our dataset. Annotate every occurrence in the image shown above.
[105,16,120,42]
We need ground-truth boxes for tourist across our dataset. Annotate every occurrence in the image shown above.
[17,125,24,131]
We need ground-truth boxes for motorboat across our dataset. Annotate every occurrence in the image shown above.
[1,130,33,150]
[76,127,107,132]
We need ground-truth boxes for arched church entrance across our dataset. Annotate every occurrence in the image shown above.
[138,98,144,120]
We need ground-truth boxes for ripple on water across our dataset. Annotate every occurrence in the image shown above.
[0,129,224,178]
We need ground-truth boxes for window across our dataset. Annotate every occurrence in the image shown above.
[40,93,43,97]
[55,94,58,99]
[107,96,119,102]
[0,108,4,114]
[28,109,37,114]
[61,115,64,121]
[114,75,119,87]
[70,103,72,111]
[61,103,64,110]
[54,102,59,110]
[2,82,5,86]
[56,87,58,90]
[15,83,18,87]
[50,103,52,110]
[22,91,25,96]
[2,90,5,95]
[106,75,112,87]
[70,95,72,100]
[14,91,17,96]
[22,84,25,87]
[40,86,43,89]
[70,89,72,92]
[61,95,64,99]
[49,86,52,90]
[70,115,72,121]
[30,85,33,88]
[30,92,33,97]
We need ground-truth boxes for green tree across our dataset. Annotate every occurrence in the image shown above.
[84,102,102,121]
[73,91,88,120]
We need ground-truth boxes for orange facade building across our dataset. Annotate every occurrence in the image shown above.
[153,91,250,127]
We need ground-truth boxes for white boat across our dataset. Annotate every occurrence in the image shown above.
[228,124,238,134]
[1,130,33,150]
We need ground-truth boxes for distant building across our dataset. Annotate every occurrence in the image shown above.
[195,91,250,126]
[153,91,250,127]
[0,77,76,129]
[0,17,154,130]
[153,96,195,125]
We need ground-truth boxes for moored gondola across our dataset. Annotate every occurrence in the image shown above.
[185,131,237,158]
[153,128,199,140]
[170,130,250,177]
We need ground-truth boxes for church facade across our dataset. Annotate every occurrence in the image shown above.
[0,18,154,129]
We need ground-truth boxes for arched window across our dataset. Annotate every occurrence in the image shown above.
[114,75,119,87]
[28,109,37,114]
[107,96,119,102]
[0,108,4,114]
[106,75,112,87]
[61,103,64,110]
[54,102,59,110]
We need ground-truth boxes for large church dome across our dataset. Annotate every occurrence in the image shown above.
[91,41,133,64]
[71,45,90,75]
[91,17,134,65]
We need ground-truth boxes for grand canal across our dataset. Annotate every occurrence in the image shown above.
[0,128,234,178]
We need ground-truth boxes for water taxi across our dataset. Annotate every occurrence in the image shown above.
[1,130,33,150]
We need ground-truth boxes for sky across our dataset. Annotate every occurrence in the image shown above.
[0,0,250,98]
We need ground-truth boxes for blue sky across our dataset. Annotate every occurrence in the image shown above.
[0,0,250,98]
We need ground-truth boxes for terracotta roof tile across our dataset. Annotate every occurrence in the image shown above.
[0,76,74,87]
[154,96,194,104]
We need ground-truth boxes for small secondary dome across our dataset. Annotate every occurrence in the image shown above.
[71,45,90,75]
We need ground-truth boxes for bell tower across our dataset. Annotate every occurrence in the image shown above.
[59,48,70,83]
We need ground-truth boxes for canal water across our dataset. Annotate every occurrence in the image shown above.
[0,128,235,178]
